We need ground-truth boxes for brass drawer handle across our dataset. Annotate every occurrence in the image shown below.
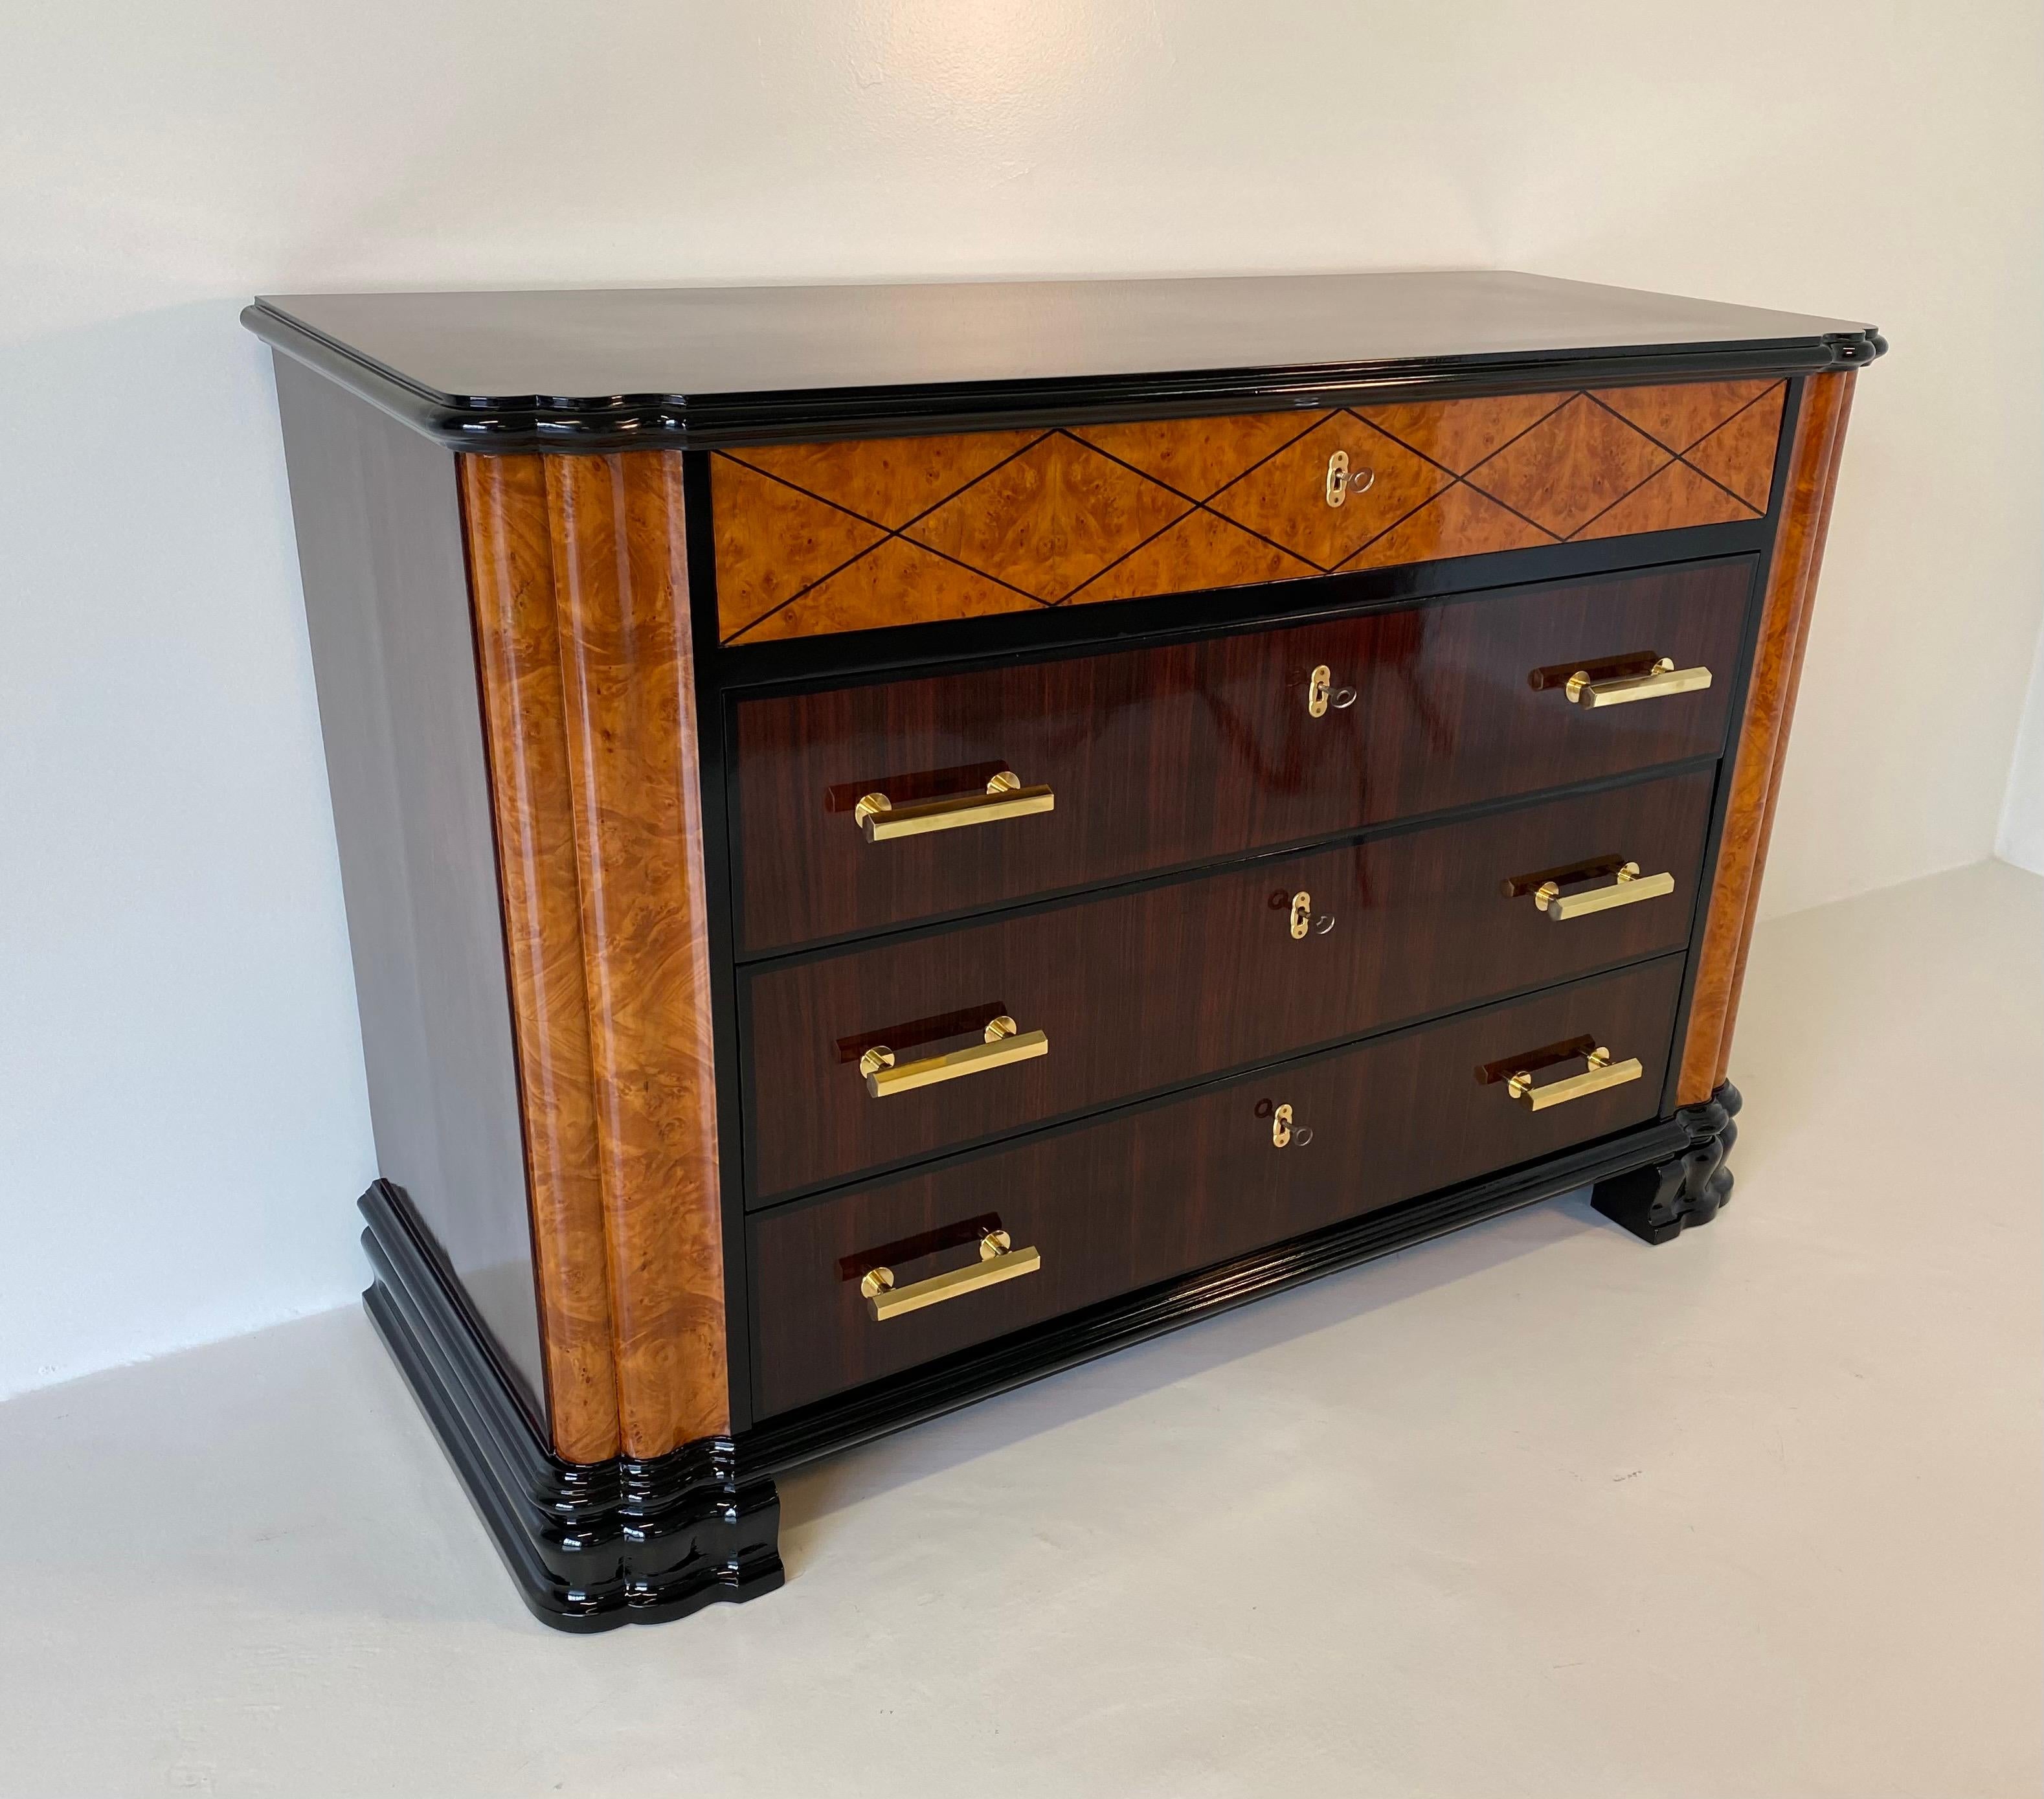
[859,1013,1048,1097]
[853,769,1054,842]
[1565,657,1711,708]
[1504,1043,1643,1111]
[1534,861,1676,921]
[860,1229,1042,1320]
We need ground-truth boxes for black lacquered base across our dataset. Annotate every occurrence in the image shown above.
[363,1094,1740,1630]
[360,1183,784,1633]
[1590,1081,1741,1245]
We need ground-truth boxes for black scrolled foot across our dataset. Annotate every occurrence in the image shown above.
[358,1181,785,1631]
[1591,1081,1742,1245]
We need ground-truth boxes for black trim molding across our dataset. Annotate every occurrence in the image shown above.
[363,1088,1744,1629]
[1590,1081,1742,1244]
[246,301,1884,455]
[361,1183,784,1633]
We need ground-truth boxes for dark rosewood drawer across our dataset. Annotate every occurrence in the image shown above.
[750,955,1685,1417]
[730,561,1751,954]
[743,769,1713,1203]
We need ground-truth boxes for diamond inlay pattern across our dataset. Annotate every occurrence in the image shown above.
[1342,482,1555,572]
[1577,462,1753,541]
[710,379,1787,642]
[728,429,1042,530]
[1598,378,1776,454]
[1683,382,1787,510]
[710,458,888,635]
[1354,392,1569,475]
[1070,411,1320,500]
[1464,396,1672,538]
[904,433,1191,601]
[1071,510,1318,607]
[1207,416,1453,571]
[741,538,1038,642]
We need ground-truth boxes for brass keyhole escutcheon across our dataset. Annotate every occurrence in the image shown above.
[1307,664,1332,718]
[1271,1102,1313,1148]
[1283,892,1336,938]
[1324,448,1376,507]
[1307,666,1357,718]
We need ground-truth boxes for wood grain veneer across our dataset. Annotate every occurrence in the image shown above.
[1714,379,1856,1083]
[258,273,1882,1631]
[710,381,1786,643]
[461,449,730,1461]
[463,457,621,1462]
[743,772,1714,1202]
[1676,373,1857,1104]
[751,956,1685,1416]
[730,562,1752,955]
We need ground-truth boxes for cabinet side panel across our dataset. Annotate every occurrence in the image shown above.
[1676,372,1855,1104]
[271,354,545,1414]
[1714,377,1856,1085]
[462,457,623,1463]
[546,453,732,1455]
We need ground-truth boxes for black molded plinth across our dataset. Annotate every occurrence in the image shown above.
[361,1098,1749,1628]
[1590,1081,1742,1245]
[359,1182,783,1633]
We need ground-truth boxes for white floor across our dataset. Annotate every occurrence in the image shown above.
[3,861,2038,1798]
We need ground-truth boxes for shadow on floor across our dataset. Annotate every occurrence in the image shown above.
[778,1186,1618,1561]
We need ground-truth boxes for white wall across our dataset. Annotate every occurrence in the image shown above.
[3,1,2039,1399]
[1999,635,2044,873]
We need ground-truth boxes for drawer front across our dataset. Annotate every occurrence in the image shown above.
[751,956,1685,1416]
[744,770,1714,1202]
[732,561,1750,954]
[710,380,1785,644]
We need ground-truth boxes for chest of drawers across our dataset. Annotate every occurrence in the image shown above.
[247,271,1878,1629]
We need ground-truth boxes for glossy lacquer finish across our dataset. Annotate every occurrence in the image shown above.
[245,272,1878,453]
[1680,371,1856,1103]
[461,450,731,1462]
[750,956,1683,1416]
[730,561,1751,954]
[709,382,1786,642]
[743,769,1713,1202]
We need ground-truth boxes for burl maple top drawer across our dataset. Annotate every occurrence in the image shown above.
[750,955,1685,1417]
[709,380,1786,644]
[730,561,1750,955]
[741,769,1712,1203]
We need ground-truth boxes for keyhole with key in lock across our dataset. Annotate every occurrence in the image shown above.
[1324,449,1378,508]
[1305,665,1360,718]
[1284,890,1338,938]
[1255,1097,1314,1148]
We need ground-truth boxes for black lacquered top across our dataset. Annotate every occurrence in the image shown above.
[243,270,1880,452]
